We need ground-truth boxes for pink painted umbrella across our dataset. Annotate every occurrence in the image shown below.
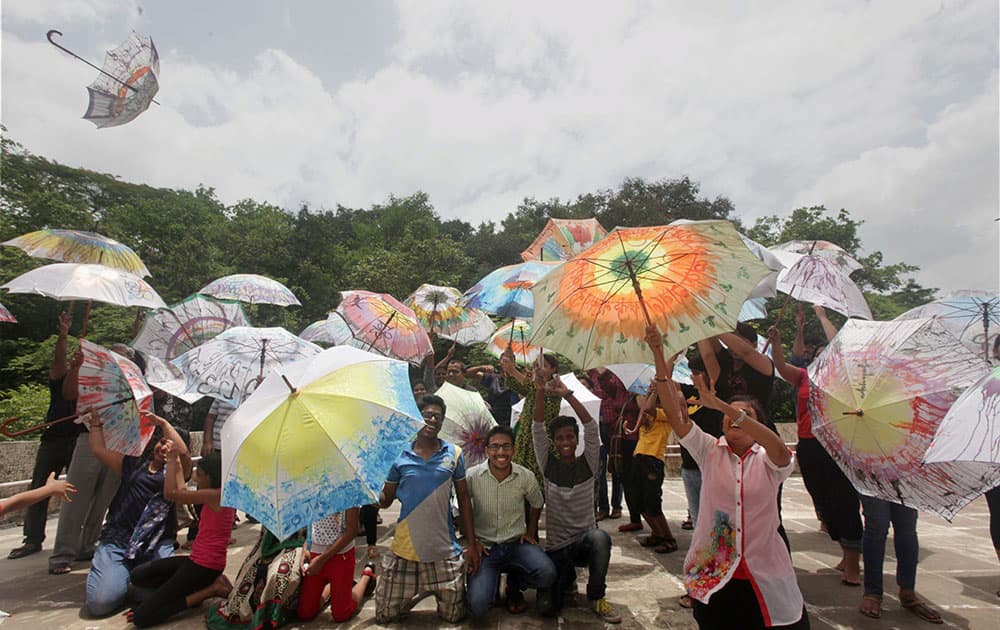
[335,290,431,364]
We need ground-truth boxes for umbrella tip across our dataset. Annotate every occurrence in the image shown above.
[280,374,296,394]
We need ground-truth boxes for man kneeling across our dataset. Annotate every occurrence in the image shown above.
[466,426,556,617]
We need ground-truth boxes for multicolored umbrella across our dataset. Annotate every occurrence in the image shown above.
[199,274,301,307]
[132,294,250,362]
[529,220,772,369]
[299,312,363,347]
[771,249,872,320]
[895,290,999,361]
[923,365,1000,466]
[435,381,497,468]
[405,284,470,336]
[2,229,150,276]
[439,308,497,345]
[77,339,155,456]
[808,318,1000,519]
[221,345,423,539]
[335,290,431,364]
[487,320,541,364]
[520,217,608,262]
[0,303,16,323]
[1,263,166,310]
[463,261,562,319]
[171,326,321,406]
[48,30,159,129]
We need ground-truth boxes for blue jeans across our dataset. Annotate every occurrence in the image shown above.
[86,541,175,617]
[539,528,612,616]
[860,495,919,596]
[466,541,556,618]
[681,467,702,525]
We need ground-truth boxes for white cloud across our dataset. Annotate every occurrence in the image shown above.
[1,0,996,295]
[3,0,138,26]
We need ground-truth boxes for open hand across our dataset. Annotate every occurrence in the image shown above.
[44,472,77,502]
[543,375,569,398]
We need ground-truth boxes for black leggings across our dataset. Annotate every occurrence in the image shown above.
[986,484,1000,550]
[797,438,862,547]
[692,578,810,629]
[129,556,220,627]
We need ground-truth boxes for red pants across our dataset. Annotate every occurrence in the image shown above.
[297,547,357,622]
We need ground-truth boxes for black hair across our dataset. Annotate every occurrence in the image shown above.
[687,353,706,374]
[198,451,223,489]
[542,354,559,370]
[486,425,515,444]
[447,360,467,371]
[728,395,768,427]
[418,394,447,418]
[549,415,579,440]
[577,374,594,389]
[735,322,758,345]
[411,379,427,389]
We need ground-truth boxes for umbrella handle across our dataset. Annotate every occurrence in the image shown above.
[46,30,161,105]
[0,396,134,438]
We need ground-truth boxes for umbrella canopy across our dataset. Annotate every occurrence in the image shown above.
[520,217,608,262]
[606,358,694,394]
[221,345,424,539]
[78,340,155,456]
[895,290,999,361]
[1,263,166,310]
[132,294,250,361]
[739,297,768,321]
[463,261,562,319]
[771,239,863,273]
[771,249,872,320]
[199,274,301,307]
[435,381,497,468]
[808,318,1000,519]
[923,365,1000,466]
[510,373,601,456]
[405,284,467,334]
[740,233,786,299]
[335,290,431,364]
[529,220,772,369]
[171,326,321,406]
[486,320,542,364]
[439,308,497,346]
[139,353,203,404]
[299,312,363,347]
[2,229,150,277]
[74,31,160,129]
[0,303,16,323]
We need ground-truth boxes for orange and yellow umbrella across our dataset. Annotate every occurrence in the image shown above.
[528,220,770,368]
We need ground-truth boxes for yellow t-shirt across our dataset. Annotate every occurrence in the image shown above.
[634,408,671,459]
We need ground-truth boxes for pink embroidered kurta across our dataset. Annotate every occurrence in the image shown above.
[678,427,803,627]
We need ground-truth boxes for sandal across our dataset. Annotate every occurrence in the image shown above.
[678,594,694,609]
[901,598,943,624]
[8,543,41,560]
[609,509,622,519]
[681,516,693,530]
[639,535,666,548]
[618,522,643,533]
[858,594,882,619]
[49,563,72,575]
[654,538,678,554]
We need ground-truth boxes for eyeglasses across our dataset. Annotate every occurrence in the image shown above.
[421,411,443,421]
[486,443,514,452]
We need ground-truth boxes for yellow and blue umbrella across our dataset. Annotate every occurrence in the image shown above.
[221,346,423,540]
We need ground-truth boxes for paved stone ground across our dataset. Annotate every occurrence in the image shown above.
[0,478,997,629]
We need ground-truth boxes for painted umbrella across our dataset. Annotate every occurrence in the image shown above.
[221,345,424,540]
[520,217,608,262]
[1,263,166,310]
[0,303,16,323]
[2,229,150,276]
[463,261,562,320]
[529,220,772,369]
[771,239,863,273]
[199,274,301,307]
[171,326,321,407]
[894,290,999,362]
[807,318,1000,519]
[139,353,203,404]
[439,308,497,346]
[435,381,497,468]
[132,294,250,362]
[299,311,363,348]
[335,290,431,364]
[487,320,542,364]
[771,249,872,320]
[924,365,1000,466]
[405,284,469,335]
[78,339,155,456]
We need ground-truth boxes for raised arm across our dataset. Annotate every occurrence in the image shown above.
[50,311,72,380]
[695,375,790,468]
[718,331,773,376]
[86,409,124,475]
[766,326,802,386]
[646,327,694,439]
[146,412,193,480]
[697,338,722,387]
[813,305,838,343]
[62,348,83,401]
[163,442,219,506]
[791,304,807,361]
[499,347,528,385]
[545,376,593,425]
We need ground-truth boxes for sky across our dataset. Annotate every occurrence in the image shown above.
[2,0,998,295]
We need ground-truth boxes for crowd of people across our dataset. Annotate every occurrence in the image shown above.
[2,305,999,629]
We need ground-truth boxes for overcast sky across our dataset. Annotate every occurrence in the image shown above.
[2,0,997,294]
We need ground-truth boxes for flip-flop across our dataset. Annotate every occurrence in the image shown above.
[901,599,943,624]
[858,594,882,619]
[7,544,41,560]
[639,535,666,548]
[48,564,72,575]
[654,538,679,554]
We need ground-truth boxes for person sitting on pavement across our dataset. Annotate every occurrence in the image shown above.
[83,410,193,617]
[126,448,235,627]
[375,394,479,624]
[465,425,556,617]
[297,507,376,623]
[646,326,808,630]
[531,371,621,624]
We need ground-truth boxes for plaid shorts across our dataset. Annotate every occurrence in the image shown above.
[375,553,466,623]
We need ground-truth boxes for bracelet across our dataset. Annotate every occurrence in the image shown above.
[730,410,747,428]
[654,377,670,382]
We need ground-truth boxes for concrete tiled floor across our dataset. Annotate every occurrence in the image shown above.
[0,478,997,628]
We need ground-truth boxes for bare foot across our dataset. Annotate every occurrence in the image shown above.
[214,574,233,597]
[834,560,845,572]
[859,594,881,619]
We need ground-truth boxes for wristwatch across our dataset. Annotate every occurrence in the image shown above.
[730,410,747,428]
